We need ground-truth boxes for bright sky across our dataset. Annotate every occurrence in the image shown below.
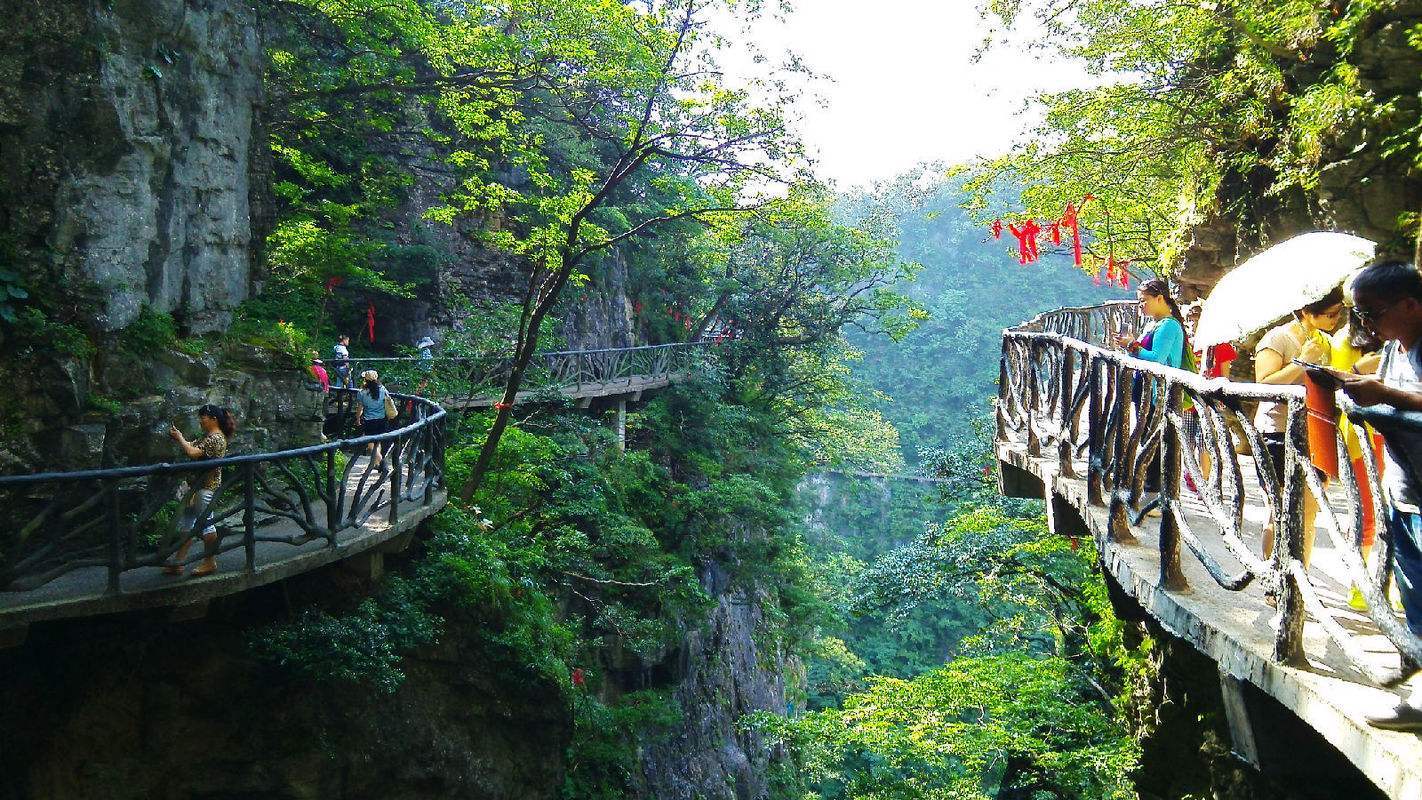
[729,1,1090,190]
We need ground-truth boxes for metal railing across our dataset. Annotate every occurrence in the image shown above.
[998,301,1422,680]
[327,341,712,404]
[0,389,446,594]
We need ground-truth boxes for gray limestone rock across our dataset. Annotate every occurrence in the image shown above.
[1,0,265,334]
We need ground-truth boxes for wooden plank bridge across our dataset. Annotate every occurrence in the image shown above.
[996,301,1422,799]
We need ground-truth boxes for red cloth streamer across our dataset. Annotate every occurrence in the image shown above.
[366,302,376,343]
[494,401,511,412]
[1008,220,1042,264]
[324,276,344,293]
[1048,222,1062,246]
[1060,202,1084,267]
[572,667,586,688]
[991,219,1003,240]
[1116,259,1131,288]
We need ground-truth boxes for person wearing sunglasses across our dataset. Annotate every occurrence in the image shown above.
[1328,259,1422,731]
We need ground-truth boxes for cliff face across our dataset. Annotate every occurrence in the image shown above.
[0,570,571,800]
[1176,1,1422,294]
[634,560,795,800]
[1,0,267,334]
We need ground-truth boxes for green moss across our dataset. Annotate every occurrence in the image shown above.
[7,308,95,359]
[86,394,121,416]
[119,306,177,354]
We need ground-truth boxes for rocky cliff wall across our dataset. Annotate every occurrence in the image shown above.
[1,0,267,334]
[0,565,571,800]
[1,343,320,472]
[1119,602,1385,799]
[1176,1,1422,294]
[633,559,795,800]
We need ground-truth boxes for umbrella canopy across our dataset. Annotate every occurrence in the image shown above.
[1194,231,1375,348]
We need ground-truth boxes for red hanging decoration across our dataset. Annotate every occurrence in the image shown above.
[494,401,511,412]
[1116,259,1131,288]
[633,300,643,315]
[572,667,586,688]
[324,276,344,294]
[366,302,376,343]
[1048,222,1062,245]
[1008,220,1042,264]
[1060,202,1085,267]
[991,219,1004,240]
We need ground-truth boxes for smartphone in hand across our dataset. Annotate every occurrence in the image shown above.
[1291,358,1342,390]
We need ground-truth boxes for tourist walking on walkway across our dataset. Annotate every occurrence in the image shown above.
[1115,280,1192,499]
[1254,286,1346,568]
[164,405,236,577]
[1333,259,1422,731]
[415,335,435,398]
[309,353,330,393]
[332,334,352,389]
[1188,302,1235,493]
[354,370,395,469]
[1116,279,1188,369]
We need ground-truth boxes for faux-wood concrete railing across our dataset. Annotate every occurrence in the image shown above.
[0,389,446,597]
[998,300,1422,681]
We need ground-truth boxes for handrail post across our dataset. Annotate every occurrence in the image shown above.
[1025,340,1041,458]
[389,435,402,525]
[1087,354,1105,506]
[243,462,257,573]
[326,448,339,539]
[1159,381,1187,589]
[996,339,1011,442]
[1272,399,1308,664]
[105,485,122,595]
[1057,346,1076,475]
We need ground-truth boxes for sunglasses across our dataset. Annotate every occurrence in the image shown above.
[1355,301,1397,328]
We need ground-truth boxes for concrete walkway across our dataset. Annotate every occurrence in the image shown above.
[0,455,445,630]
[999,434,1422,800]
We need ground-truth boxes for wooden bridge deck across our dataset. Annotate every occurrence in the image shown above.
[0,454,445,632]
[999,432,1422,800]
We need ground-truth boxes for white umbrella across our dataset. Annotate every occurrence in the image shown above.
[1194,231,1375,348]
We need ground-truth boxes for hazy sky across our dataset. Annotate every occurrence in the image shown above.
[731,1,1088,189]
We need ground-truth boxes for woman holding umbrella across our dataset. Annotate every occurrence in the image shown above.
[1254,286,1346,568]
[1193,232,1373,571]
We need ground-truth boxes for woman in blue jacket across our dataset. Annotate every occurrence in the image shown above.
[1115,278,1187,367]
[1114,279,1191,500]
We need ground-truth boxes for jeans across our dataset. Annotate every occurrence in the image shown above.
[1388,506,1422,638]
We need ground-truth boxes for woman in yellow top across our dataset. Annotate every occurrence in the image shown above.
[1332,309,1384,608]
[1254,286,1346,569]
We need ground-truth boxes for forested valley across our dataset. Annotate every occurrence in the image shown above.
[3,0,1421,798]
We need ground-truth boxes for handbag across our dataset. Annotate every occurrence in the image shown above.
[383,391,398,420]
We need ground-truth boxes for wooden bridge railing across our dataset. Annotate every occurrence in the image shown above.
[999,300,1422,680]
[0,390,446,594]
[332,341,712,404]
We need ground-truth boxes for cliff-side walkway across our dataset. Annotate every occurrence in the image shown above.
[997,301,1422,800]
[0,391,448,631]
[0,341,713,632]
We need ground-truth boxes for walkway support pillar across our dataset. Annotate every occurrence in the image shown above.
[615,399,627,452]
